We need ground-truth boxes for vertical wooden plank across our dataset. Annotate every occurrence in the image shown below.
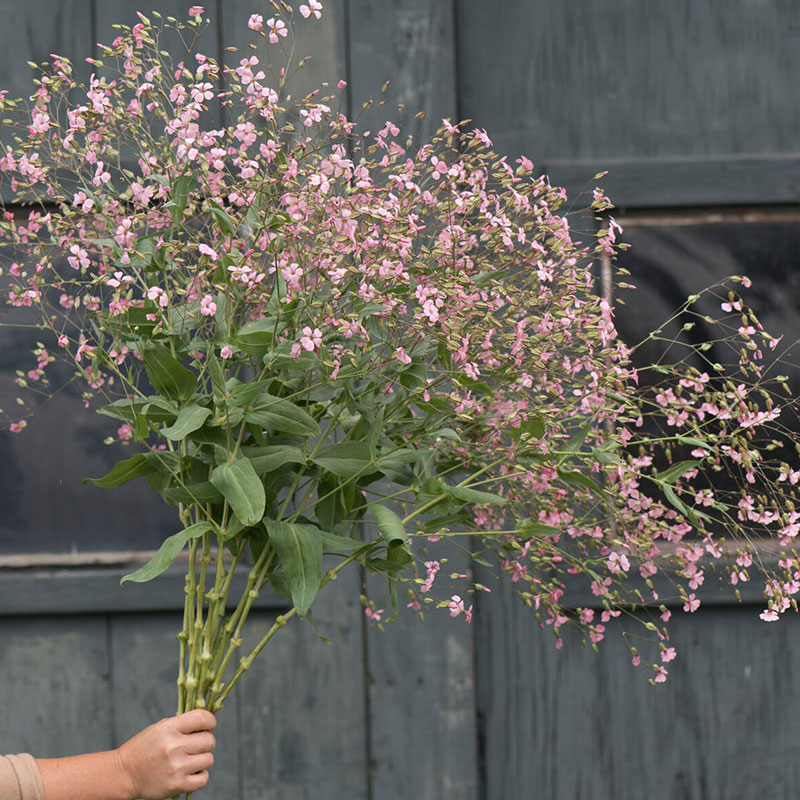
[364,544,479,800]
[0,616,112,757]
[94,0,223,127]
[219,0,347,113]
[0,0,94,104]
[238,567,368,800]
[347,0,457,142]
[110,612,241,799]
[475,583,800,800]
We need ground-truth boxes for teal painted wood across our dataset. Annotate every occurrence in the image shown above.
[364,551,479,800]
[0,616,113,757]
[237,567,369,800]
[347,0,457,143]
[110,613,242,799]
[219,0,347,110]
[474,583,800,800]
[0,0,94,106]
[94,0,223,128]
[457,0,800,206]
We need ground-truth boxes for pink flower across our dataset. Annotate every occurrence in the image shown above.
[198,243,218,260]
[683,593,700,613]
[661,647,677,663]
[365,606,383,622]
[200,295,217,316]
[395,347,412,365]
[760,608,779,622]
[267,17,287,43]
[300,326,322,352]
[9,421,26,433]
[654,666,668,683]
[147,286,169,307]
[299,0,323,18]
[220,345,233,359]
[189,5,204,16]
[118,424,133,441]
[248,14,263,30]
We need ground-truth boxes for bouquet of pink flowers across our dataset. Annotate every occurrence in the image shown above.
[1,6,798,770]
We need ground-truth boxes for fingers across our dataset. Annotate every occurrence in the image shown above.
[184,731,216,755]
[173,709,217,734]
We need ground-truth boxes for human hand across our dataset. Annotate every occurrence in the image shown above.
[116,709,217,800]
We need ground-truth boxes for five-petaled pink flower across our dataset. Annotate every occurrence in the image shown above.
[188,5,204,16]
[300,326,322,352]
[220,345,233,359]
[267,17,287,43]
[300,1,323,19]
[248,13,263,30]
[200,295,217,316]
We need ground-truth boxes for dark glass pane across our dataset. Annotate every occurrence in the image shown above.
[614,220,800,391]
[0,262,177,556]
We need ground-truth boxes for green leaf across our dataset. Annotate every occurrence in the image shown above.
[166,173,195,224]
[121,522,213,584]
[399,361,427,390]
[313,442,375,479]
[321,530,364,552]
[518,523,561,538]
[373,504,407,547]
[207,200,237,236]
[235,318,284,348]
[211,458,265,526]
[264,520,323,617]
[161,404,212,441]
[244,445,306,474]
[161,480,224,506]
[676,435,709,449]
[246,394,320,436]
[557,468,603,494]
[442,484,508,506]
[84,454,150,488]
[559,421,594,463]
[511,416,545,440]
[142,345,197,402]
[657,460,701,485]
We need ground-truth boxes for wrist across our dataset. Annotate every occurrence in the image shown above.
[112,746,140,800]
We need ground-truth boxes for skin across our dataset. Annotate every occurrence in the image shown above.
[36,709,216,800]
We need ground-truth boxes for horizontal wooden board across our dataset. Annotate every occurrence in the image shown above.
[0,564,286,615]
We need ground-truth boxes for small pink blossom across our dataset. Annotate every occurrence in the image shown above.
[395,347,412,365]
[267,17,288,43]
[220,345,233,359]
[188,5,204,16]
[365,606,383,622]
[200,295,217,316]
[661,647,677,663]
[118,424,133,441]
[300,326,322,352]
[299,1,323,19]
[248,13,263,30]
[654,666,668,683]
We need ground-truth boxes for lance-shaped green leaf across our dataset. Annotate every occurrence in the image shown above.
[265,520,323,617]
[321,530,365,552]
[557,468,603,495]
[161,404,212,441]
[243,445,306,474]
[121,522,213,584]
[211,458,265,526]
[207,199,237,236]
[442,484,508,506]
[245,394,320,436]
[656,460,701,485]
[373,504,408,547]
[161,480,224,506]
[84,453,150,488]
[373,505,413,567]
[142,345,197,402]
[313,442,374,479]
[510,416,545,440]
[165,173,195,224]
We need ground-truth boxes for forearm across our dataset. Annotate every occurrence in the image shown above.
[36,750,135,800]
